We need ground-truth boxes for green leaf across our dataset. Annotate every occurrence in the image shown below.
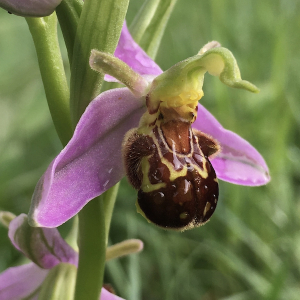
[70,0,129,125]
[138,0,178,59]
[129,0,160,43]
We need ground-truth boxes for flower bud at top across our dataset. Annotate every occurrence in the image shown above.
[0,0,62,17]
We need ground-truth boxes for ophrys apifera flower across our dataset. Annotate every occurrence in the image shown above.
[28,24,270,229]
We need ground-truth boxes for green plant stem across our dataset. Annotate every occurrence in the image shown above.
[102,183,120,243]
[26,14,73,145]
[75,198,106,300]
[74,184,119,300]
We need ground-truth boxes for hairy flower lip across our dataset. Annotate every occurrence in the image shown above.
[0,0,62,17]
[28,23,270,228]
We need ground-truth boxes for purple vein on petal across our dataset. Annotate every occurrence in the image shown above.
[193,104,270,186]
[105,22,162,82]
[9,214,78,268]
[29,88,146,228]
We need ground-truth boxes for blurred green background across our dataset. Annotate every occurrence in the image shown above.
[1,0,300,299]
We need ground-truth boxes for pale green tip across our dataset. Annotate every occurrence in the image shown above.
[196,44,260,93]
[106,239,144,261]
[89,49,149,97]
[0,211,16,228]
[149,43,259,109]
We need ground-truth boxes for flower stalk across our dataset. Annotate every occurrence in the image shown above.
[26,14,73,146]
[102,183,120,244]
[75,198,106,300]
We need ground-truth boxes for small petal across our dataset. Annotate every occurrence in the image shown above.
[9,214,78,268]
[29,88,146,227]
[193,104,270,186]
[105,22,162,82]
[0,0,62,17]
[0,263,48,300]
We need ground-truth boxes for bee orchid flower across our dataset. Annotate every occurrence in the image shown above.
[0,214,125,300]
[28,23,270,229]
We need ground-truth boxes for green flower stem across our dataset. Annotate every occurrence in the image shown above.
[70,0,129,125]
[26,15,73,146]
[102,183,120,244]
[75,184,119,300]
[75,197,106,300]
[56,0,83,63]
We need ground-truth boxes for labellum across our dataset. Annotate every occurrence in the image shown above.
[123,93,220,231]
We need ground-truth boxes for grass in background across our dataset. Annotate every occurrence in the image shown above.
[1,0,300,299]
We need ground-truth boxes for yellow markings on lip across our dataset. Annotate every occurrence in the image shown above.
[139,123,210,196]
[135,201,151,223]
[152,135,187,181]
[157,126,209,179]
[180,212,189,219]
[203,202,211,217]
[140,156,166,193]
